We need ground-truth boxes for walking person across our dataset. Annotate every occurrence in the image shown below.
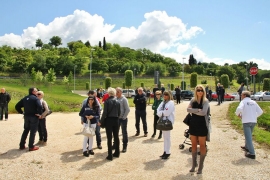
[235,91,263,159]
[116,87,130,153]
[187,85,210,174]
[133,87,148,137]
[99,88,121,161]
[79,96,100,157]
[15,87,43,151]
[157,90,175,159]
[151,90,163,139]
[175,86,181,104]
[238,83,245,101]
[208,88,212,102]
[146,87,151,105]
[36,91,49,146]
[216,83,222,105]
[0,88,11,121]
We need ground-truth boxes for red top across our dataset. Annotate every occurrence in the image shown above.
[102,93,109,103]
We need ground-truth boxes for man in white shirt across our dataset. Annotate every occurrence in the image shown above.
[235,91,263,159]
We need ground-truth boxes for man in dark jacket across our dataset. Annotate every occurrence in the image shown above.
[15,87,42,151]
[133,87,148,137]
[175,86,181,104]
[216,83,222,105]
[99,87,121,161]
[0,88,11,120]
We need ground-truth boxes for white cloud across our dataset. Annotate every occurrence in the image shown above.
[1,9,268,70]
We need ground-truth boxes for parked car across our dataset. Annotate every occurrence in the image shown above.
[211,92,235,101]
[251,91,270,101]
[180,90,194,100]
[231,92,240,100]
[122,89,136,98]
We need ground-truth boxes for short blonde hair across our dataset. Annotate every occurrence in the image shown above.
[37,91,44,97]
[107,87,116,96]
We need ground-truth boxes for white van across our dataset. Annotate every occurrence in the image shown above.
[122,89,136,98]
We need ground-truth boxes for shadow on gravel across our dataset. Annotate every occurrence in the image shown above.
[0,149,26,159]
[142,138,163,144]
[78,151,112,171]
[144,159,165,170]
[60,149,85,163]
[172,173,202,180]
[232,158,261,166]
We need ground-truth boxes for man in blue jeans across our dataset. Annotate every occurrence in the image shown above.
[235,91,263,159]
[15,87,43,151]
[116,87,130,152]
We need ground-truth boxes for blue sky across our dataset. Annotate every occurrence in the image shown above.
[0,0,269,69]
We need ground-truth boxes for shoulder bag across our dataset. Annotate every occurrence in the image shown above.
[183,113,192,126]
[156,102,173,131]
[81,120,96,137]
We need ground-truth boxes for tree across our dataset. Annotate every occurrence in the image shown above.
[49,36,62,47]
[45,68,57,90]
[188,54,197,66]
[217,66,235,82]
[125,70,133,90]
[36,71,44,85]
[263,78,270,91]
[103,37,107,51]
[30,67,37,84]
[98,41,102,48]
[190,72,198,88]
[35,39,43,49]
[85,40,91,47]
[105,77,112,89]
[220,74,229,89]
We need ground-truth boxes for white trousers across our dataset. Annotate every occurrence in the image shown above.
[82,123,96,152]
[163,130,171,154]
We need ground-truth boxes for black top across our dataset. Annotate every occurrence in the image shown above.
[0,92,11,105]
[15,94,42,116]
[79,103,100,124]
[175,87,181,95]
[133,93,147,110]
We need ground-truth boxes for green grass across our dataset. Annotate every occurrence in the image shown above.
[228,102,270,147]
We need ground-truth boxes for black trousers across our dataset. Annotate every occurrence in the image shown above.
[135,109,148,134]
[0,104,8,120]
[19,116,39,148]
[105,117,120,156]
[153,115,162,136]
[176,94,181,104]
[38,118,48,142]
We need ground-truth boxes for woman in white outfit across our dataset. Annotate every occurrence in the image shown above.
[79,96,100,157]
[157,90,175,159]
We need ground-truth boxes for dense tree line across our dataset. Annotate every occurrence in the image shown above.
[0,35,266,85]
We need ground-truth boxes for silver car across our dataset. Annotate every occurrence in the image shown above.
[251,91,270,101]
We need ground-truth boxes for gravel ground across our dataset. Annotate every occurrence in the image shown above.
[0,100,269,180]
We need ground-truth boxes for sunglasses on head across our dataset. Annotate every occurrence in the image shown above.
[196,89,204,92]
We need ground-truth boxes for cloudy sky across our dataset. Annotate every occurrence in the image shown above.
[0,0,269,70]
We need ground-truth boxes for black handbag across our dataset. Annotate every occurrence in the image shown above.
[183,113,192,126]
[156,113,173,131]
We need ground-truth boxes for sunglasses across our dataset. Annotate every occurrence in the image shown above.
[196,89,204,92]
[164,94,169,96]
[156,94,161,95]
[89,99,94,101]
[37,94,41,96]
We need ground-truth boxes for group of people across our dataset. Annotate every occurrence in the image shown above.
[10,82,262,174]
[15,87,50,151]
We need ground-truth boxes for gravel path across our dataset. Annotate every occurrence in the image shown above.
[0,101,269,180]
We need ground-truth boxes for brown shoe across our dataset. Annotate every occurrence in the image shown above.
[135,132,140,136]
[43,142,47,146]
[144,133,148,137]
